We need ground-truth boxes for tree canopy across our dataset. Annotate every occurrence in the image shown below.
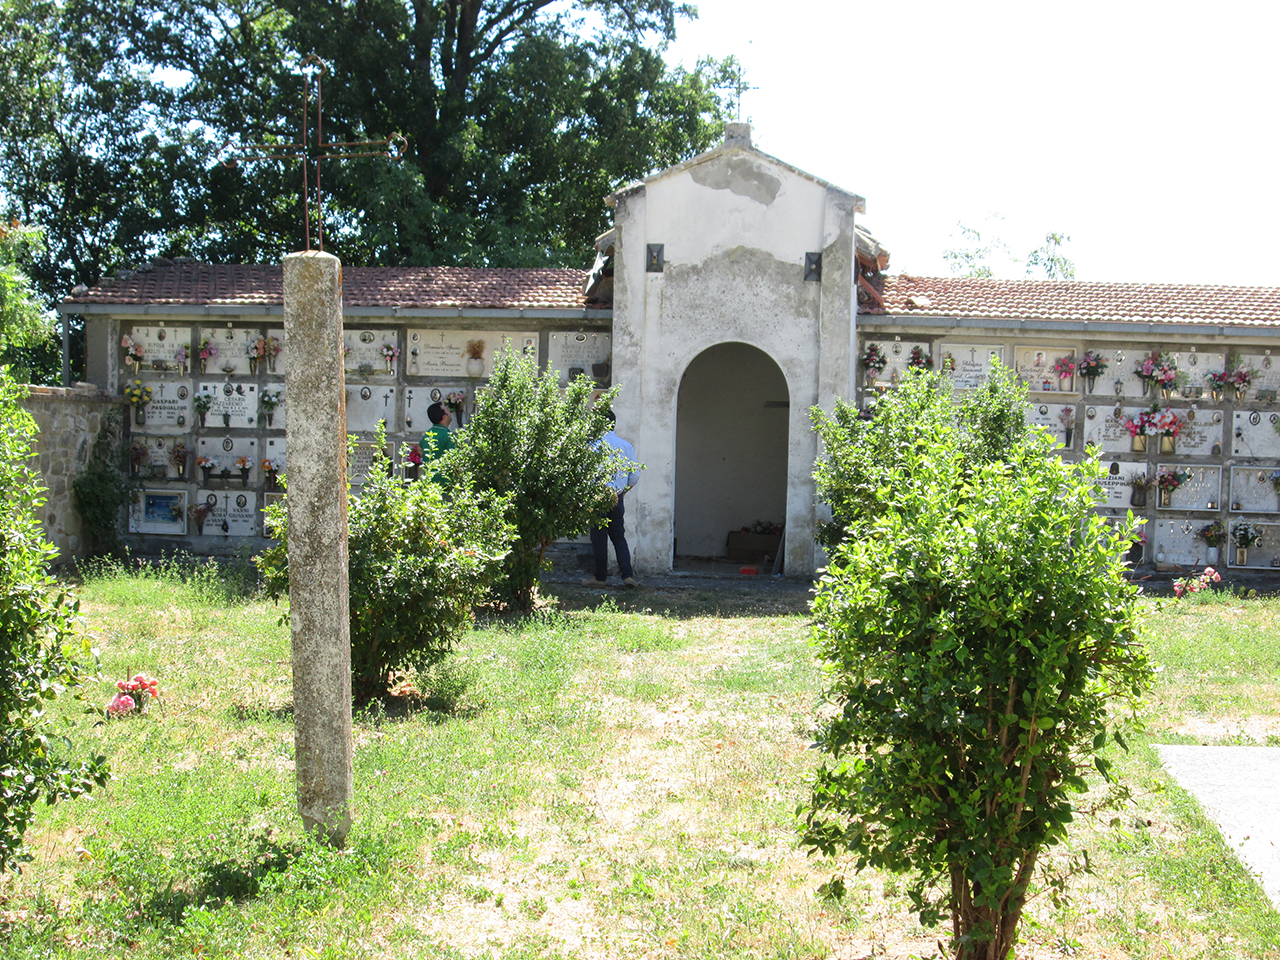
[0,0,733,324]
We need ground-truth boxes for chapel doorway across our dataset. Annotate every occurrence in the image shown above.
[673,342,789,567]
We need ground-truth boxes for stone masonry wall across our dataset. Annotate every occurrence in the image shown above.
[20,384,123,562]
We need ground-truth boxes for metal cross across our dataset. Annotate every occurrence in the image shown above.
[220,55,405,252]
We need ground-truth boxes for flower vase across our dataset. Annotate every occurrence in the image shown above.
[249,358,258,375]
[1160,434,1176,454]
[265,471,279,491]
[1063,428,1073,448]
[201,466,212,484]
[404,464,419,482]
[1131,434,1148,453]
[198,412,207,428]
[385,358,393,373]
[200,360,207,374]
[268,355,276,372]
[1159,488,1172,508]
[1206,546,1220,565]
[466,358,485,377]
[1130,487,1147,507]
[222,413,231,428]
[134,405,146,425]
[1161,386,1172,401]
[240,468,250,488]
[1236,546,1248,566]
[1084,375,1096,394]
[1211,388,1222,402]
[196,519,205,536]
[1141,380,1152,398]
[1236,388,1247,403]
[265,412,275,427]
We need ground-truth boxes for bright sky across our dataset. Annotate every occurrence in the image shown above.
[659,0,1280,286]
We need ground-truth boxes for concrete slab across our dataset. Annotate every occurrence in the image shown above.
[1155,745,1280,912]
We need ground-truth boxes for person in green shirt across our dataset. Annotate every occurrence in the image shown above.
[421,402,456,483]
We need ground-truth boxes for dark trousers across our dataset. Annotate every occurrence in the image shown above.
[590,494,633,580]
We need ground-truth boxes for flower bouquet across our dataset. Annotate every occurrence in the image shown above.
[169,441,191,480]
[106,673,159,717]
[174,344,189,376]
[906,345,932,370]
[1135,351,1181,398]
[193,392,213,427]
[1174,566,1221,598]
[1229,359,1254,401]
[1156,467,1189,507]
[260,389,282,427]
[1127,471,1153,507]
[198,338,216,374]
[235,454,253,486]
[121,335,145,373]
[246,336,267,374]
[262,457,283,490]
[381,341,400,372]
[1196,520,1227,564]
[188,499,214,534]
[1231,520,1263,566]
[860,342,887,386]
[1077,350,1108,391]
[196,454,218,483]
[264,335,282,371]
[1053,354,1076,382]
[1057,405,1075,446]
[129,440,150,477]
[404,444,423,481]
[124,379,152,424]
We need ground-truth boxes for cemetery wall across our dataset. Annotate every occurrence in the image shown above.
[856,324,1280,572]
[19,383,122,562]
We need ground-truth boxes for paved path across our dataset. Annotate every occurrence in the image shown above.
[1155,745,1280,912]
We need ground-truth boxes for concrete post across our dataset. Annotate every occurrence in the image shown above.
[283,251,353,845]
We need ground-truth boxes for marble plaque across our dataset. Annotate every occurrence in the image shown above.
[195,489,258,537]
[549,332,610,384]
[259,383,286,431]
[1170,408,1224,457]
[198,326,259,377]
[1096,461,1151,510]
[346,384,398,433]
[1016,345,1076,393]
[134,379,193,432]
[197,381,259,429]
[1230,523,1280,568]
[404,329,537,378]
[1229,467,1280,514]
[124,325,194,373]
[1231,410,1280,459]
[348,442,392,485]
[939,343,1004,390]
[1180,350,1228,398]
[196,436,259,483]
[131,435,173,478]
[1149,517,1210,568]
[1028,402,1077,444]
[1156,464,1223,512]
[872,340,933,386]
[264,327,286,375]
[1232,354,1280,396]
[128,488,188,536]
[261,437,287,484]
[404,385,467,434]
[343,328,399,376]
[1082,405,1150,455]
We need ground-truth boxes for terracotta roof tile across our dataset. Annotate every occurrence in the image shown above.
[66,263,597,311]
[877,276,1280,326]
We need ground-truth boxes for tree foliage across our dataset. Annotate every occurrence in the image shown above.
[444,350,619,612]
[943,218,1075,281]
[256,430,513,700]
[0,0,732,325]
[803,366,1151,960]
[0,368,109,870]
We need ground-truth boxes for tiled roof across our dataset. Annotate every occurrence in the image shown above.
[64,262,597,311]
[877,276,1280,326]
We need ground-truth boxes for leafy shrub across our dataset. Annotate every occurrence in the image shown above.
[443,350,620,611]
[0,368,109,870]
[256,431,513,700]
[802,365,1151,960]
[71,406,133,556]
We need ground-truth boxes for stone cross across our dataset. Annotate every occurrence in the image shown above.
[283,251,353,844]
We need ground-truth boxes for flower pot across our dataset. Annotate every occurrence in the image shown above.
[134,405,146,425]
[267,356,276,372]
[1236,546,1248,566]
[240,468,250,488]
[1159,488,1172,508]
[1131,434,1147,453]
[1130,487,1147,508]
[466,358,485,377]
[1160,434,1176,454]
[201,466,212,484]
[1084,375,1096,394]
[1206,546,1219,565]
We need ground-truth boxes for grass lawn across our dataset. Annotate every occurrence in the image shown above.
[1,560,1278,959]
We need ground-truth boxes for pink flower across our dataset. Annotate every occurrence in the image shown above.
[116,679,127,691]
[1173,583,1185,598]
[107,693,136,716]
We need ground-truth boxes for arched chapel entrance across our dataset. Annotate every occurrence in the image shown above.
[673,342,789,563]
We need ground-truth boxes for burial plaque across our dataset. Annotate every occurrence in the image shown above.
[196,436,259,482]
[124,325,193,373]
[195,489,258,537]
[1233,354,1280,395]
[1231,410,1280,459]
[1232,523,1280,568]
[1170,408,1223,457]
[872,340,933,385]
[135,379,194,432]
[128,489,188,536]
[198,381,259,429]
[348,442,393,485]
[1229,467,1280,514]
[404,329,538,378]
[1016,346,1076,393]
[343,328,399,376]
[549,332,611,384]
[1156,464,1222,512]
[1096,461,1150,511]
[1083,405,1149,455]
[260,383,286,431]
[939,343,1004,390]
[1149,517,1209,568]
[346,384,398,433]
[404,386,466,433]
[199,326,259,376]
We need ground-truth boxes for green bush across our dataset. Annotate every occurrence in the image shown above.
[71,407,132,556]
[443,350,621,612]
[0,368,109,871]
[802,365,1151,960]
[256,431,513,701]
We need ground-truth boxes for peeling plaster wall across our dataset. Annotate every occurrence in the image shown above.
[612,147,857,577]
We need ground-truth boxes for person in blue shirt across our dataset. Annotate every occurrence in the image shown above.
[585,410,639,587]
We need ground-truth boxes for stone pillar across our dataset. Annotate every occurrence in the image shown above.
[283,251,353,844]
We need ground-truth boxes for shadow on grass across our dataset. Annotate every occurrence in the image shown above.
[541,583,814,619]
[139,837,299,926]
